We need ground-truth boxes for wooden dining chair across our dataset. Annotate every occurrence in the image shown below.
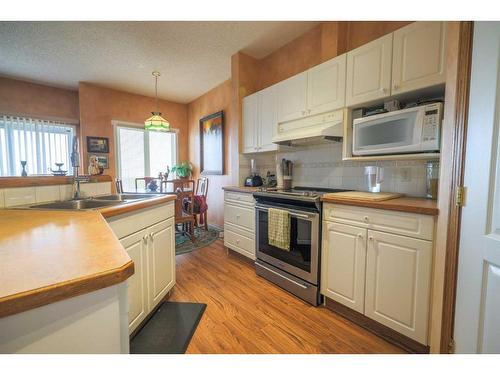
[170,179,196,242]
[193,177,209,230]
[135,177,161,192]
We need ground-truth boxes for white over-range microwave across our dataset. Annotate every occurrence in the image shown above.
[352,103,443,156]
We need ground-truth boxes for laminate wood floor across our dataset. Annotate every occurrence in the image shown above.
[169,240,405,354]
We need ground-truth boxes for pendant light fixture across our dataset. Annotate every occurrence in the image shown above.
[145,71,172,132]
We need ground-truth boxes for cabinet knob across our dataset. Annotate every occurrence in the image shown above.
[357,234,363,239]
[236,214,240,219]
[236,239,240,244]
[301,110,306,116]
[149,233,154,241]
[369,236,374,241]
[380,88,388,94]
[393,84,400,91]
[143,234,148,242]
[364,216,369,222]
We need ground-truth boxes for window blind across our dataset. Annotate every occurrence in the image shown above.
[0,115,75,176]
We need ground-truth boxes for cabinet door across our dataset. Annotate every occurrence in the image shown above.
[148,218,175,309]
[121,229,148,334]
[307,54,346,116]
[277,71,308,123]
[392,22,446,95]
[321,222,367,313]
[242,93,259,153]
[346,34,392,107]
[258,85,278,152]
[365,230,432,344]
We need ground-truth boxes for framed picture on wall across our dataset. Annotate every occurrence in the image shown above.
[86,136,109,153]
[199,110,224,175]
[88,154,109,169]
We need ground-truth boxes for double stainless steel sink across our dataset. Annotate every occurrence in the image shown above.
[26,193,164,210]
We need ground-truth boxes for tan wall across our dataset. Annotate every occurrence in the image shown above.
[78,82,188,182]
[187,79,236,227]
[0,76,79,123]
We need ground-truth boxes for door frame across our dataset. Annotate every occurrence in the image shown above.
[439,21,474,354]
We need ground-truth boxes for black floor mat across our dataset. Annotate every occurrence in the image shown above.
[130,301,206,354]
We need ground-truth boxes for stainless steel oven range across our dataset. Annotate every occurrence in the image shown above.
[253,186,350,306]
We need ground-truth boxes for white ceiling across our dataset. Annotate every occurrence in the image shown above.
[0,21,318,103]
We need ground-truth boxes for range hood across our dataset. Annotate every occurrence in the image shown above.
[272,109,344,147]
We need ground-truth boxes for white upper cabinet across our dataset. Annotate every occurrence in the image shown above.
[307,54,347,116]
[242,86,278,154]
[346,34,393,107]
[242,92,259,153]
[258,85,278,152]
[277,71,308,123]
[392,22,446,95]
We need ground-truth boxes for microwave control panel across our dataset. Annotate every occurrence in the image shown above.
[422,104,442,143]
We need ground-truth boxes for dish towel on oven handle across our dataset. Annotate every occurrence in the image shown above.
[268,207,290,251]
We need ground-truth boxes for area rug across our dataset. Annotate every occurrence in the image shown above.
[175,225,221,255]
[130,301,206,354]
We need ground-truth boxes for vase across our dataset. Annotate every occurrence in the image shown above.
[20,161,27,177]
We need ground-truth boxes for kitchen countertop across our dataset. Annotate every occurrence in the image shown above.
[321,194,438,216]
[0,194,176,318]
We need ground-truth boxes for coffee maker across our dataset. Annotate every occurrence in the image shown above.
[244,159,263,187]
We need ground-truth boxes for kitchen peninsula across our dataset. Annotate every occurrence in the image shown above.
[0,180,176,354]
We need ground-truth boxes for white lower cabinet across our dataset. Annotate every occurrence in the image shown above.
[321,203,434,345]
[223,191,255,260]
[147,219,175,309]
[321,222,366,314]
[121,229,149,333]
[107,202,175,334]
[364,230,432,344]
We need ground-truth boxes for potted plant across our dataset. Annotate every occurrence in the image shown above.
[171,161,193,179]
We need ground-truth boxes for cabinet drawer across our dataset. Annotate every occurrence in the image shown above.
[324,203,434,241]
[224,203,255,231]
[224,225,255,259]
[224,191,255,206]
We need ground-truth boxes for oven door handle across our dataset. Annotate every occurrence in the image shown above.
[255,205,316,220]
[257,263,308,289]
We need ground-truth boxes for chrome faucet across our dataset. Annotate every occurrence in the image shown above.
[70,136,89,199]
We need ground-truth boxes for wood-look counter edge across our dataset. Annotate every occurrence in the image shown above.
[99,194,176,218]
[321,196,439,216]
[0,261,134,319]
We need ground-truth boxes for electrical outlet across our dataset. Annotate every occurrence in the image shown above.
[400,167,412,182]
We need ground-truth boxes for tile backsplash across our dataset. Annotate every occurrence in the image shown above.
[239,143,431,197]
[0,182,112,208]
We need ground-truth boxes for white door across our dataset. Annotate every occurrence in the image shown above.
[346,33,392,107]
[277,71,308,123]
[392,21,446,95]
[148,218,175,308]
[307,54,347,116]
[121,229,148,333]
[242,93,259,153]
[365,230,432,344]
[454,22,500,354]
[258,85,278,152]
[321,222,367,313]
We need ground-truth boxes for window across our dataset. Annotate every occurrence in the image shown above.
[115,123,177,192]
[0,115,75,176]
